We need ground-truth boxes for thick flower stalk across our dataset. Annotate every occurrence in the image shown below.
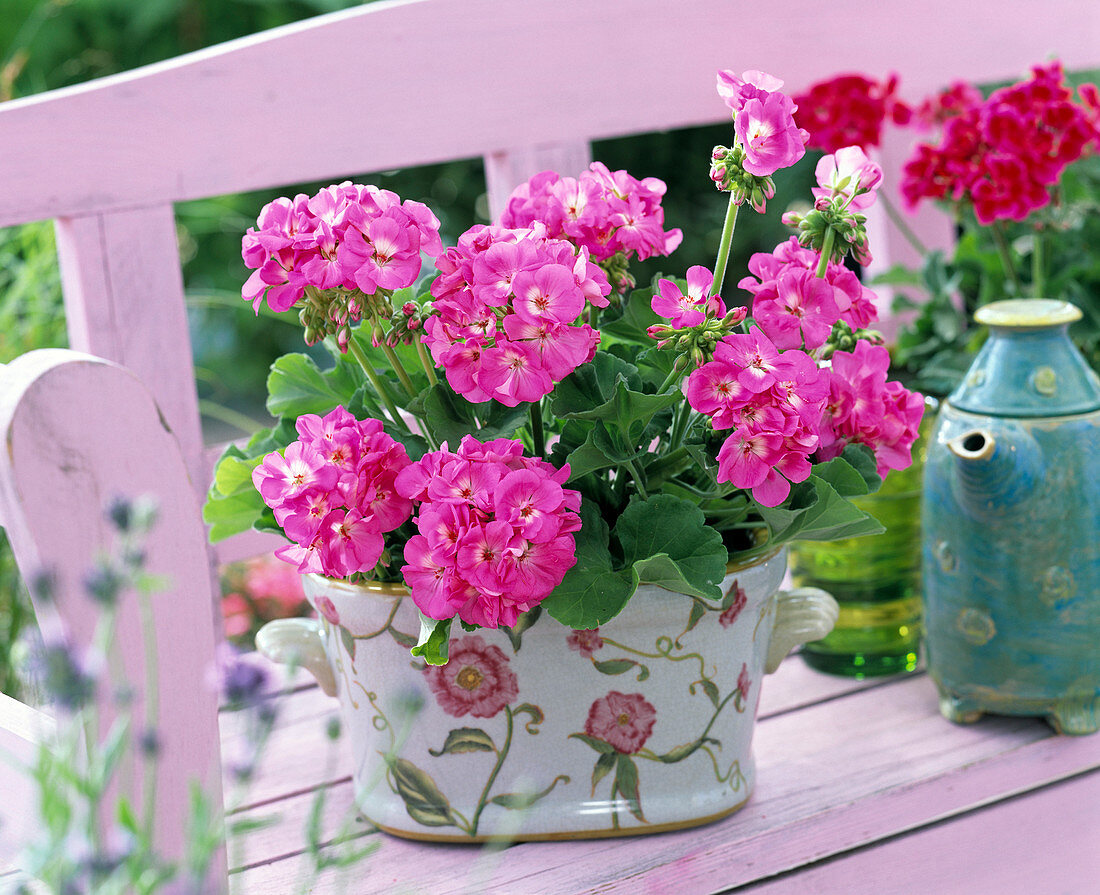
[395,436,582,629]
[241,182,443,350]
[252,406,413,577]
[782,145,883,266]
[423,224,611,407]
[710,70,809,295]
[500,162,682,294]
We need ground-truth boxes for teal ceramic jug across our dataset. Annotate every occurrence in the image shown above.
[922,299,1100,735]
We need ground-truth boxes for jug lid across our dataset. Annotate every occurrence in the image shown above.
[949,299,1100,417]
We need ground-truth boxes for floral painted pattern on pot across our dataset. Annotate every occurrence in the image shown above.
[378,634,568,837]
[424,635,517,718]
[257,549,838,841]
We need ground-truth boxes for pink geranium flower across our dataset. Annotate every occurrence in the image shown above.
[423,635,519,718]
[397,438,581,629]
[735,92,808,176]
[812,146,884,211]
[651,266,724,329]
[752,268,841,350]
[584,691,657,754]
[716,69,785,113]
[254,408,413,578]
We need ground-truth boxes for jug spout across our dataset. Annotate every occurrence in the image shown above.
[946,427,1040,517]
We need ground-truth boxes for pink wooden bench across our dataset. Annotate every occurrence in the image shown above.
[1,0,1099,890]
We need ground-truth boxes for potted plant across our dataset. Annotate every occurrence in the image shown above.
[205,69,924,840]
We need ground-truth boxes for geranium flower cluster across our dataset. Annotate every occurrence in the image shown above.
[500,162,682,268]
[901,62,1100,224]
[686,322,922,505]
[817,340,925,477]
[686,327,831,507]
[241,182,443,347]
[252,406,413,578]
[395,436,582,629]
[738,235,879,344]
[423,223,611,406]
[792,73,910,152]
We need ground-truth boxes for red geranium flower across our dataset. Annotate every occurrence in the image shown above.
[423,634,519,718]
[584,691,657,754]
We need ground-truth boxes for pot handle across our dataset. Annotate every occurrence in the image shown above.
[255,618,338,697]
[765,587,839,674]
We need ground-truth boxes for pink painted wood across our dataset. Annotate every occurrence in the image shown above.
[0,0,1097,889]
[0,351,226,882]
[219,666,1100,892]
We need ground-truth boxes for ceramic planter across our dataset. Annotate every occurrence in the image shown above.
[923,299,1100,734]
[256,546,837,841]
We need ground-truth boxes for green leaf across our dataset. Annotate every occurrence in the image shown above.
[386,757,456,827]
[614,754,645,822]
[598,286,663,345]
[116,797,139,835]
[615,494,727,600]
[540,499,635,628]
[412,380,528,445]
[757,475,884,545]
[694,678,720,709]
[591,752,616,792]
[562,424,623,480]
[502,606,542,653]
[591,658,649,681]
[489,774,570,810]
[203,485,268,543]
[266,353,362,419]
[340,626,356,662]
[811,448,880,499]
[551,352,640,418]
[568,732,615,754]
[428,727,496,756]
[411,615,452,665]
[551,354,680,452]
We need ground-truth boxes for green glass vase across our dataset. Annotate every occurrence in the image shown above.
[791,399,936,677]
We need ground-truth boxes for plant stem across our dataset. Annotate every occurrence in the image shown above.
[346,336,406,431]
[1032,229,1045,298]
[879,192,929,256]
[711,194,741,297]
[657,358,685,395]
[469,705,514,836]
[415,338,438,387]
[645,446,690,479]
[529,399,546,459]
[379,340,417,398]
[990,221,1021,293]
[669,399,693,448]
[628,460,649,499]
[136,583,160,845]
[815,228,836,278]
